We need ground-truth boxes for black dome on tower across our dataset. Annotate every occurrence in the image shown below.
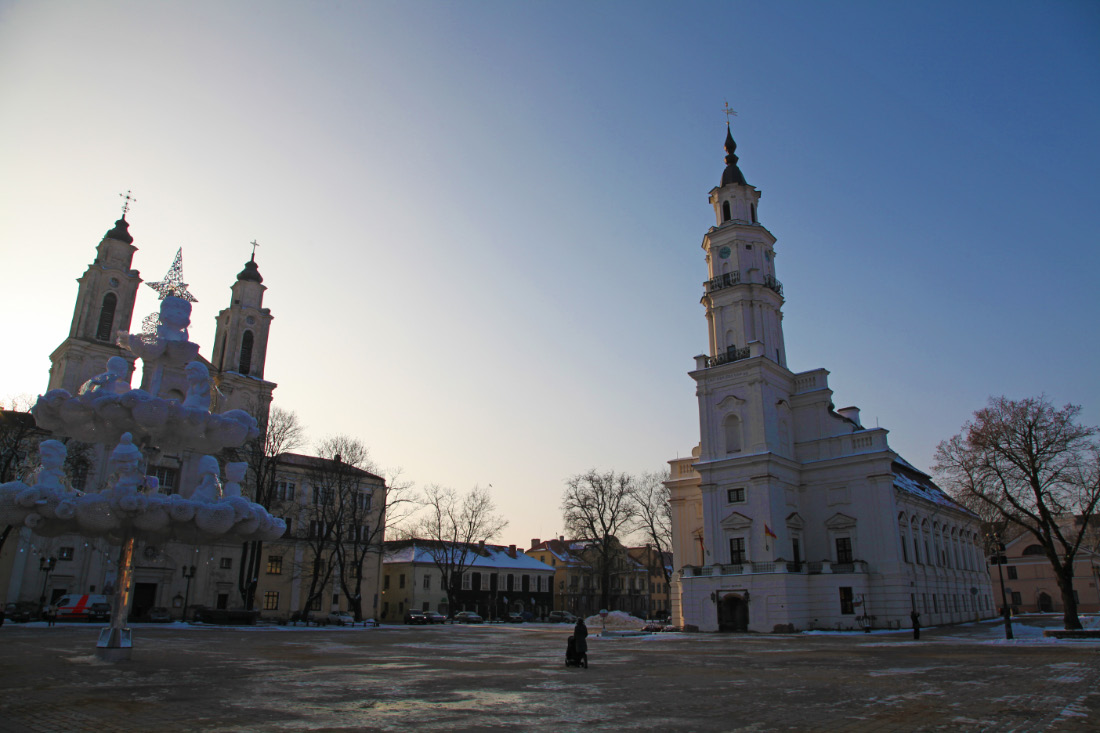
[237,255,263,283]
[720,126,748,188]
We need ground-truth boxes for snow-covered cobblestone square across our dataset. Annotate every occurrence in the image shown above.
[1,618,1097,732]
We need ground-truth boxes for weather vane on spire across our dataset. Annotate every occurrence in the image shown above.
[119,190,137,218]
[723,101,737,126]
[250,239,260,260]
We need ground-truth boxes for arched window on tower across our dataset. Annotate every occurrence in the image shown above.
[722,201,731,222]
[723,414,742,454]
[239,330,254,375]
[95,293,117,342]
[750,203,757,223]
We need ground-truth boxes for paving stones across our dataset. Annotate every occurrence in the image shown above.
[0,622,1097,732]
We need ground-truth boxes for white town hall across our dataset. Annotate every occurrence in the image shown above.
[667,126,995,633]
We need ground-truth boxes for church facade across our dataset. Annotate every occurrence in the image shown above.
[2,214,384,623]
[667,128,995,633]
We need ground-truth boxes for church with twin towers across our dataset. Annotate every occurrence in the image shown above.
[666,124,994,632]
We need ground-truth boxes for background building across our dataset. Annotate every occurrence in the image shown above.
[989,521,1100,616]
[381,539,554,622]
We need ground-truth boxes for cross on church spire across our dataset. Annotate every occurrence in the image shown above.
[250,239,260,261]
[118,190,136,219]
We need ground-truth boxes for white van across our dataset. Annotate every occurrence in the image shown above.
[54,594,110,620]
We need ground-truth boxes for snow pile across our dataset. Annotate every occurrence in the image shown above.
[584,611,645,630]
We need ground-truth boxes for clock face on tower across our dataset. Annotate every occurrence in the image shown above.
[718,246,732,260]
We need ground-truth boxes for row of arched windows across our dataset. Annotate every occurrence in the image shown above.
[898,512,982,572]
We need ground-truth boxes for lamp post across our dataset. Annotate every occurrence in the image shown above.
[987,531,1013,640]
[181,565,196,622]
[39,556,57,609]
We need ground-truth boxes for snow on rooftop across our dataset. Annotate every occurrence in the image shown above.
[383,542,554,572]
[892,459,966,512]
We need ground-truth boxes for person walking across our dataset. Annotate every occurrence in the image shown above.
[574,617,588,661]
[910,609,920,640]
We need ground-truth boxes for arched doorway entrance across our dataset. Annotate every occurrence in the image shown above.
[1037,592,1053,612]
[718,593,749,632]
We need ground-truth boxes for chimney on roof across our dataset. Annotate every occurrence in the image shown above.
[559,535,564,542]
[837,406,862,428]
[531,538,540,550]
[508,544,516,558]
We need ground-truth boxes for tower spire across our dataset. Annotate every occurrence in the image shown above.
[721,124,748,187]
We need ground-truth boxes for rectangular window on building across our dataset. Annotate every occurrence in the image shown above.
[151,466,178,494]
[835,537,853,564]
[727,488,745,503]
[399,574,406,589]
[309,596,322,611]
[282,517,293,537]
[220,557,233,570]
[384,575,390,590]
[462,573,471,591]
[422,601,430,612]
[276,481,296,501]
[58,546,74,561]
[332,592,339,605]
[932,594,938,612]
[729,537,746,564]
[263,591,279,610]
[267,555,283,574]
[472,573,482,591]
[1011,591,1022,605]
[1006,566,1018,580]
[358,492,372,512]
[507,574,514,592]
[839,587,854,614]
[382,602,389,617]
[423,574,430,589]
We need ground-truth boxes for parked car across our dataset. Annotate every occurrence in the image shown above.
[403,610,429,625]
[326,611,356,626]
[548,611,578,623]
[146,607,172,623]
[87,602,111,622]
[425,611,447,624]
[506,612,525,623]
[453,611,483,624]
[3,602,32,623]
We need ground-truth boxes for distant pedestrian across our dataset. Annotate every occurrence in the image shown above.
[910,610,920,640]
[47,604,57,627]
[574,618,588,656]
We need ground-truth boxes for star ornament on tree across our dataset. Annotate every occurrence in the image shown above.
[146,248,198,302]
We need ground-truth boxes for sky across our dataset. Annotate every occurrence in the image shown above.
[1,0,1097,549]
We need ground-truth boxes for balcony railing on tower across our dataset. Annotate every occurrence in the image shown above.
[705,346,751,368]
[763,274,784,296]
[704,271,741,294]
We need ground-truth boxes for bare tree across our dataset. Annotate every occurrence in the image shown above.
[632,470,674,589]
[410,485,508,617]
[312,436,418,621]
[561,469,639,611]
[223,406,305,608]
[934,395,1100,630]
[1,401,45,555]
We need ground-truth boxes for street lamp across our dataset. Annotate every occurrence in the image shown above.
[987,530,1013,640]
[181,565,197,622]
[39,556,57,608]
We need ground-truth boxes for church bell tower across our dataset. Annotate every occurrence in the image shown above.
[700,125,787,370]
[210,251,275,418]
[48,215,142,394]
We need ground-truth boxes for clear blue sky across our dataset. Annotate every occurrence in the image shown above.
[1,0,1097,546]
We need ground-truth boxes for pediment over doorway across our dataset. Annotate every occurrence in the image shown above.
[825,512,857,530]
[785,512,804,530]
[720,511,753,530]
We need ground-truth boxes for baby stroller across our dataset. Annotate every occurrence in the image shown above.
[565,635,588,668]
